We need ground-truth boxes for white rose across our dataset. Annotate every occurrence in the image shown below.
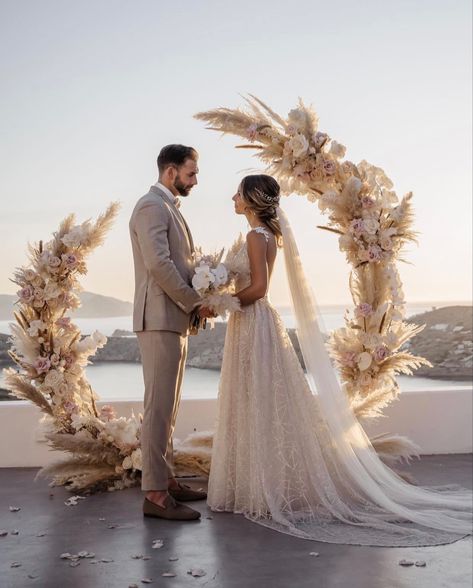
[122,456,133,470]
[287,109,307,131]
[44,369,64,390]
[131,448,142,470]
[289,133,309,159]
[357,351,373,371]
[212,263,228,287]
[362,218,379,235]
[91,330,107,348]
[27,320,47,337]
[44,281,62,300]
[61,226,86,248]
[329,140,346,159]
[192,264,215,292]
[362,333,382,350]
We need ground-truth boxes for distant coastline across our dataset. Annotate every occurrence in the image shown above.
[1,306,471,402]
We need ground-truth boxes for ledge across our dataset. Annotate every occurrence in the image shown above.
[0,388,471,467]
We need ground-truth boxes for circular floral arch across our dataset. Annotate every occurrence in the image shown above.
[4,97,429,492]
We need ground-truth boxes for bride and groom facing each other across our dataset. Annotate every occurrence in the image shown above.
[129,144,471,546]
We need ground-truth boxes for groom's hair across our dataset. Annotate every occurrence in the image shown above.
[157,144,198,174]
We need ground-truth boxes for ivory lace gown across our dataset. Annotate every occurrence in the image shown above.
[207,227,471,546]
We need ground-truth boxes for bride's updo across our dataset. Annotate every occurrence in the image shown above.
[240,174,283,247]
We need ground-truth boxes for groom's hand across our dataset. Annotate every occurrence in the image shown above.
[198,306,217,319]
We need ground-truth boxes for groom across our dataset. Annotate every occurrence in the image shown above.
[130,144,211,521]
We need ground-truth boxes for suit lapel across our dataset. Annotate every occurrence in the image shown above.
[150,186,195,253]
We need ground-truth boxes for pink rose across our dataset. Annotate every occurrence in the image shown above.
[361,196,375,209]
[350,218,365,237]
[24,269,36,282]
[322,158,337,176]
[374,345,390,362]
[313,131,329,149]
[17,285,35,303]
[100,405,116,421]
[34,356,51,375]
[367,244,382,262]
[48,256,61,268]
[341,351,357,368]
[355,303,373,318]
[63,353,75,368]
[56,317,72,329]
[61,253,79,269]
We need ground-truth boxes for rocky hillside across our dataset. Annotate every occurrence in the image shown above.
[1,307,471,389]
[0,292,132,320]
[405,306,472,379]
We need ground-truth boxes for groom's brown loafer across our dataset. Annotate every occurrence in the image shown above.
[143,495,201,520]
[169,483,207,502]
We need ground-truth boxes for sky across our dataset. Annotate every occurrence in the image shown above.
[0,0,471,307]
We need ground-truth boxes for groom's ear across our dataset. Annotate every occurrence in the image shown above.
[162,164,178,182]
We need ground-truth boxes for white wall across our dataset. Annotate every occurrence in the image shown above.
[0,389,471,468]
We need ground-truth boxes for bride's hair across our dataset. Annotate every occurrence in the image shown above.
[240,174,283,247]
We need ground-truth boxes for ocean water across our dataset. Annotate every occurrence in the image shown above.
[2,303,471,400]
[84,363,471,402]
[0,303,436,337]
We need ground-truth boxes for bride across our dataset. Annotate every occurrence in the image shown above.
[206,173,472,547]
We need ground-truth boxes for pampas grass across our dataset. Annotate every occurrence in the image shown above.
[196,95,433,462]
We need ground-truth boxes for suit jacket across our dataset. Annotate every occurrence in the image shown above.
[129,185,201,334]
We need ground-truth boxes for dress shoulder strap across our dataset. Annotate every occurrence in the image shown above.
[251,226,271,242]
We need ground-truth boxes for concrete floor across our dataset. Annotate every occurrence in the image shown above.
[0,454,471,588]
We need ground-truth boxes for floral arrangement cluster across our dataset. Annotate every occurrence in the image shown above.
[192,248,240,320]
[195,96,431,459]
[3,204,147,491]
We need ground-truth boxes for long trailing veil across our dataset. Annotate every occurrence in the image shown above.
[270,205,472,544]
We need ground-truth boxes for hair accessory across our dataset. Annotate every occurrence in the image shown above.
[254,188,280,205]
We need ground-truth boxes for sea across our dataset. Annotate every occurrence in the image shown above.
[1,303,471,401]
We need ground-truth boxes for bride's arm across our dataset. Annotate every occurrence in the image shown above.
[235,232,268,307]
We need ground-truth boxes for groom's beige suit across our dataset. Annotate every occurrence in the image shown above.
[129,184,201,491]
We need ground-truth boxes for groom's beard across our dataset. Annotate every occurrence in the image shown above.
[174,175,193,197]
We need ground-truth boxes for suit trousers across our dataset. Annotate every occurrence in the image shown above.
[137,330,188,491]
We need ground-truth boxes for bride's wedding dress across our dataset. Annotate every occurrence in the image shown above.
[207,215,472,547]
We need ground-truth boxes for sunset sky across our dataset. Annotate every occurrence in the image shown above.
[1,0,471,307]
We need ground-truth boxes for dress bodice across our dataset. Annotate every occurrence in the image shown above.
[225,228,272,292]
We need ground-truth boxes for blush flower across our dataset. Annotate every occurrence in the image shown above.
[361,196,376,209]
[313,131,329,149]
[355,303,373,318]
[61,253,79,269]
[100,404,116,421]
[349,218,365,237]
[35,356,51,375]
[367,244,383,262]
[322,158,337,176]
[341,351,358,368]
[18,285,35,303]
[374,345,390,362]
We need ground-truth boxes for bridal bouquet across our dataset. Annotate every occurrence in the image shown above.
[192,248,240,320]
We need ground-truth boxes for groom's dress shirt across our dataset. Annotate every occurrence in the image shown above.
[154,182,180,208]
